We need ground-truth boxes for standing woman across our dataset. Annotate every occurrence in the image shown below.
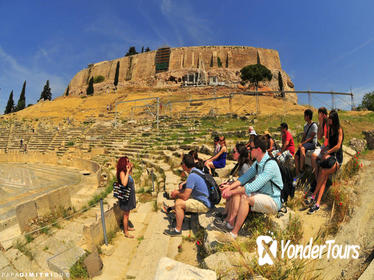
[117,156,136,238]
[204,136,228,175]
[306,110,344,214]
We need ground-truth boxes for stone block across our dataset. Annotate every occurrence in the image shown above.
[47,246,85,279]
[0,252,10,270]
[83,207,120,247]
[83,251,103,278]
[349,138,367,153]
[204,230,231,254]
[359,258,374,280]
[270,209,296,231]
[100,244,114,256]
[363,130,374,150]
[154,257,216,280]
[48,187,72,213]
[16,200,37,233]
[35,195,51,217]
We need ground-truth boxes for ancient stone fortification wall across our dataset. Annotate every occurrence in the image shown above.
[67,46,295,98]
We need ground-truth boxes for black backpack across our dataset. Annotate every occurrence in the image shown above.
[191,170,221,207]
[256,158,294,203]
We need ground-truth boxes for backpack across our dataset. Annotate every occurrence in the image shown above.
[256,158,294,203]
[191,170,221,207]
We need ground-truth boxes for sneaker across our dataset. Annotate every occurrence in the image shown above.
[213,218,229,232]
[304,196,315,206]
[163,228,182,236]
[215,212,228,219]
[307,204,320,215]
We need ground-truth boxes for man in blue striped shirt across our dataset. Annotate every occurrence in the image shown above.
[220,135,283,239]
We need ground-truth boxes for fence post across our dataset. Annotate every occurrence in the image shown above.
[100,199,108,246]
[229,93,233,114]
[351,90,354,110]
[308,90,311,106]
[156,97,160,130]
[331,92,335,109]
[151,170,155,192]
[256,89,260,115]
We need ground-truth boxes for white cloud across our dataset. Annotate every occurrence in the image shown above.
[0,46,67,113]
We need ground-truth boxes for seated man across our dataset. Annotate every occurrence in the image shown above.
[218,135,283,238]
[310,107,328,192]
[164,154,212,236]
[272,122,295,163]
[295,109,318,178]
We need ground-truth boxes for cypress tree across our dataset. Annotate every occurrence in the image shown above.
[15,81,26,111]
[141,46,144,53]
[4,90,14,114]
[65,86,70,97]
[145,47,150,52]
[86,77,94,95]
[125,46,138,56]
[40,80,52,101]
[114,61,120,87]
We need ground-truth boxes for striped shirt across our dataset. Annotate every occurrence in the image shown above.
[238,153,283,210]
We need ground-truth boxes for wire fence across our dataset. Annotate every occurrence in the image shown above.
[114,90,355,125]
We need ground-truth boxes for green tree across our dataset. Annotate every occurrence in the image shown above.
[360,91,374,111]
[86,77,94,95]
[240,64,272,90]
[4,90,15,114]
[145,47,151,52]
[15,80,26,111]
[114,61,120,87]
[141,46,144,53]
[65,86,70,97]
[39,80,52,101]
[125,46,138,56]
[217,57,222,67]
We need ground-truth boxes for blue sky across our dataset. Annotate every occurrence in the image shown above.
[1,0,374,113]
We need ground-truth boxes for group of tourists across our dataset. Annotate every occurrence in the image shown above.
[114,107,344,239]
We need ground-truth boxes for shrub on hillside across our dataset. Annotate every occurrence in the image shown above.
[93,75,105,83]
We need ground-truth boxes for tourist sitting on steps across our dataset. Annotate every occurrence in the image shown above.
[214,142,252,230]
[272,122,295,163]
[305,110,344,214]
[117,156,136,238]
[163,154,212,236]
[204,136,227,176]
[217,135,283,238]
[295,109,318,179]
[264,131,277,156]
[245,126,257,149]
[310,107,329,193]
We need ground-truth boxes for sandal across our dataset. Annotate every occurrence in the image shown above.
[124,233,134,238]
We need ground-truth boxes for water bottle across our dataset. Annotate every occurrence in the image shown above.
[292,178,297,188]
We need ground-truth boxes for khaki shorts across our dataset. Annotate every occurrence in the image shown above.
[185,199,210,213]
[313,145,326,159]
[250,193,278,214]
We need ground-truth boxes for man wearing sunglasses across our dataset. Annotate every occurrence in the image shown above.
[219,135,283,238]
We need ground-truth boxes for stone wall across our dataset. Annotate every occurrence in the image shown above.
[67,45,295,98]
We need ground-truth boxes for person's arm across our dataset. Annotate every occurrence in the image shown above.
[326,128,343,154]
[208,146,227,161]
[267,139,274,153]
[317,120,324,140]
[172,188,192,201]
[243,161,277,196]
[119,170,129,187]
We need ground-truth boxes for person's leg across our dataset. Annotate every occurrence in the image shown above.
[299,146,306,172]
[123,211,134,238]
[315,163,338,205]
[295,153,300,176]
[204,160,214,174]
[226,193,241,227]
[311,152,318,180]
[174,199,186,232]
[231,194,254,236]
